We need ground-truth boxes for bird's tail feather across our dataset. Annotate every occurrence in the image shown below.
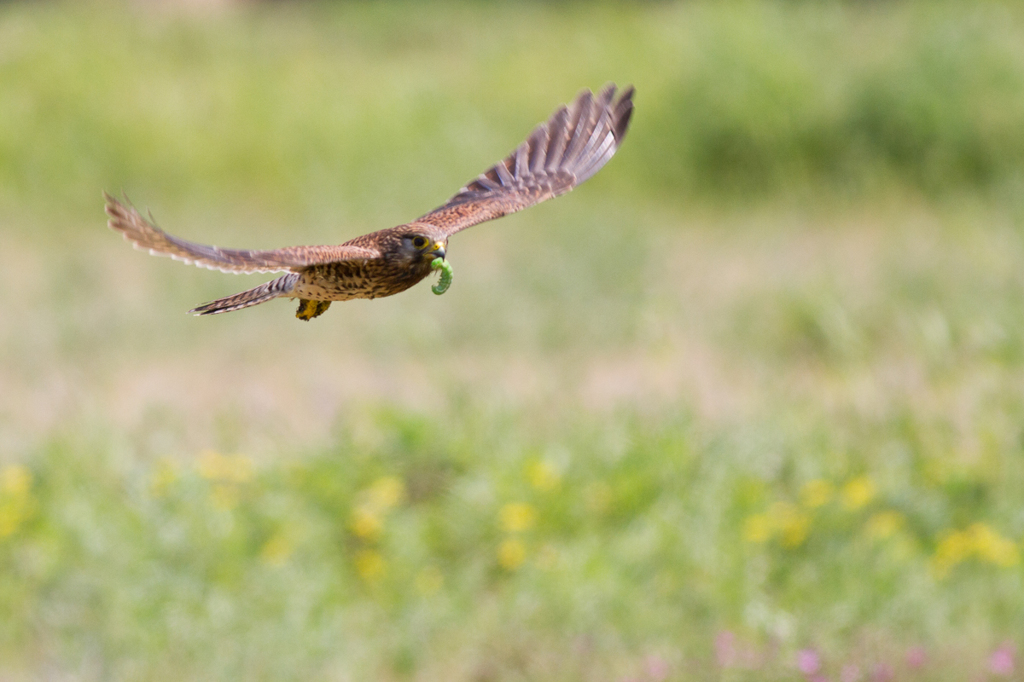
[190,273,298,316]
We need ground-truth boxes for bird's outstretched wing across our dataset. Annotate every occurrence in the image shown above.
[418,83,634,237]
[104,193,380,274]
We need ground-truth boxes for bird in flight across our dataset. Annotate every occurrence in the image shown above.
[106,84,634,321]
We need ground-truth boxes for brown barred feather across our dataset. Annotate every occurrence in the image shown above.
[189,274,299,315]
[104,193,379,274]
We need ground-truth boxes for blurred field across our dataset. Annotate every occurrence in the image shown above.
[4,1,1024,680]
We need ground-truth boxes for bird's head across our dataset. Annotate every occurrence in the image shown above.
[398,223,447,264]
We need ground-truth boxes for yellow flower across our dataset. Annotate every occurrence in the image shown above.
[366,476,405,510]
[210,483,240,510]
[0,506,22,538]
[500,502,536,533]
[0,465,34,539]
[743,513,772,543]
[350,506,383,541]
[354,549,386,581]
[0,506,23,538]
[929,523,1019,577]
[348,477,405,542]
[526,460,561,492]
[841,476,875,510]
[150,459,178,498]
[800,479,834,508]
[260,533,292,566]
[198,450,253,484]
[1,465,32,496]
[498,538,526,570]
[969,523,1019,567]
[742,503,810,547]
[931,528,974,578]
[770,501,810,548]
[415,566,444,595]
[781,519,810,548]
[938,529,973,560]
[865,511,905,540]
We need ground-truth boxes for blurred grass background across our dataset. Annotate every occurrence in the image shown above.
[4,0,1024,680]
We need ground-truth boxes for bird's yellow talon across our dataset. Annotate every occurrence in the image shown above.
[296,299,331,320]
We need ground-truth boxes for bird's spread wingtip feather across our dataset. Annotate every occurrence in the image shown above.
[417,83,635,235]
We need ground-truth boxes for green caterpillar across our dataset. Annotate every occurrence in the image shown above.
[431,258,453,295]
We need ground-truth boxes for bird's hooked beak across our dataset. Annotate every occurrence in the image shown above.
[430,241,446,260]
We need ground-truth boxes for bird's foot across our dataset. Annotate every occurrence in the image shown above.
[431,258,453,295]
[296,299,331,320]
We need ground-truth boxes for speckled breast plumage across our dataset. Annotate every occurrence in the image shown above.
[292,257,434,301]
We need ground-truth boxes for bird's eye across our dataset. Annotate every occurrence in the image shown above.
[412,236,428,249]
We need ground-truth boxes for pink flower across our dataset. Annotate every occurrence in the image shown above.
[990,643,1016,676]
[715,631,736,668]
[798,649,821,676]
[905,646,927,669]
[871,663,893,682]
[840,663,861,682]
[645,654,670,681]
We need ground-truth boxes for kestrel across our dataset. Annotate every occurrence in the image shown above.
[105,84,634,320]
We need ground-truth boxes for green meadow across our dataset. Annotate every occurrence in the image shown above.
[4,1,1024,679]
